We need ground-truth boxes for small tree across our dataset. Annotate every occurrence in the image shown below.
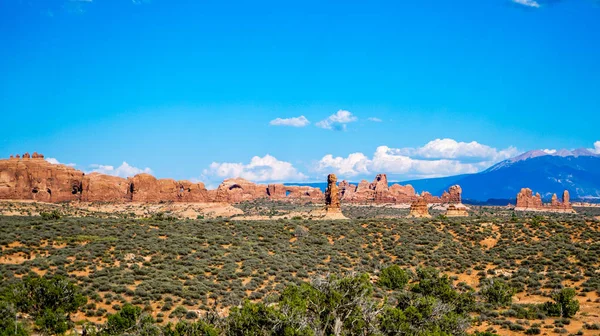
[0,301,28,336]
[543,288,580,318]
[6,275,86,335]
[480,278,515,307]
[105,303,143,334]
[227,300,277,336]
[378,265,410,291]
[162,320,219,336]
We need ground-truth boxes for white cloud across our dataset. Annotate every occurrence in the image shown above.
[46,158,76,167]
[543,149,557,154]
[316,139,520,179]
[88,162,152,178]
[316,110,357,130]
[372,146,485,177]
[367,117,382,122]
[269,115,310,127]
[512,0,540,8]
[203,155,307,182]
[317,153,371,177]
[594,141,600,154]
[396,138,519,161]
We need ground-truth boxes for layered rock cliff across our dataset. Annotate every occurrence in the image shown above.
[339,174,461,204]
[0,154,461,205]
[0,154,83,202]
[515,188,575,213]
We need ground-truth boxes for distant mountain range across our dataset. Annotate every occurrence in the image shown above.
[403,148,600,202]
[290,148,600,203]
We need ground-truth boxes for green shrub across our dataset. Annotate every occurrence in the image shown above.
[378,265,410,291]
[480,278,515,307]
[542,288,580,318]
[40,210,61,220]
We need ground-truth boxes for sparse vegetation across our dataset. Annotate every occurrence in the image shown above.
[0,203,598,335]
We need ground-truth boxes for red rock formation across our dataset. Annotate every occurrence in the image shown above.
[563,190,570,205]
[81,173,130,202]
[325,174,341,213]
[177,180,209,202]
[127,174,204,203]
[0,154,83,202]
[341,174,413,203]
[408,196,431,218]
[370,174,389,202]
[441,185,462,203]
[445,204,469,217]
[79,173,209,203]
[267,184,287,199]
[338,175,461,205]
[285,185,323,201]
[389,184,416,198]
[212,178,268,203]
[515,188,543,209]
[0,154,464,206]
[515,188,574,213]
[338,180,356,200]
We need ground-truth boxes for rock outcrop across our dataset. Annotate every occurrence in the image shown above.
[129,174,209,203]
[310,173,347,220]
[0,153,83,202]
[212,178,269,203]
[325,174,341,213]
[339,174,460,205]
[441,185,462,203]
[515,188,575,213]
[177,180,210,202]
[280,185,323,201]
[407,196,431,218]
[445,204,469,217]
[340,174,417,203]
[81,173,130,202]
[0,153,463,207]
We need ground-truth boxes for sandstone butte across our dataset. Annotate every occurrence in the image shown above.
[445,204,469,217]
[407,196,431,218]
[0,153,463,205]
[515,188,576,213]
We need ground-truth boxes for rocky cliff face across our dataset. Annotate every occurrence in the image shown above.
[515,187,574,213]
[339,174,460,205]
[128,174,210,203]
[81,173,130,202]
[212,178,269,203]
[0,154,460,205]
[0,154,83,202]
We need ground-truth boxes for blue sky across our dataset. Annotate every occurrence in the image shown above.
[1,0,599,185]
